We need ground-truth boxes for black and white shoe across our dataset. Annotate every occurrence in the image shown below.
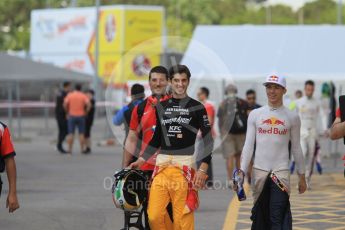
[57,147,68,154]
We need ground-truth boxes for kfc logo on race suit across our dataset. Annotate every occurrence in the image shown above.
[259,116,288,135]
[168,126,182,133]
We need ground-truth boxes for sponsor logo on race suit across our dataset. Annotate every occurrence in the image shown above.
[168,126,182,133]
[161,116,192,125]
[259,116,288,135]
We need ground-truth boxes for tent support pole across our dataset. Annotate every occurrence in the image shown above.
[44,90,49,132]
[16,81,22,138]
[8,82,13,131]
[222,78,226,100]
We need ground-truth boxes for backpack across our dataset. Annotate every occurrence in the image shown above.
[221,97,248,134]
[136,98,148,123]
[123,100,141,137]
[122,99,148,160]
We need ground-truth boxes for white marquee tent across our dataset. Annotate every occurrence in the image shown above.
[182,25,345,105]
[182,25,345,155]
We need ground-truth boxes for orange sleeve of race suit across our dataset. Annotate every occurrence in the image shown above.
[336,108,341,118]
[129,105,139,131]
[1,126,16,158]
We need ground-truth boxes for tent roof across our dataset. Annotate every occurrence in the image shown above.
[182,25,345,82]
[0,53,92,82]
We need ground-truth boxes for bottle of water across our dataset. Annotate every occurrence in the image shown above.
[233,169,246,201]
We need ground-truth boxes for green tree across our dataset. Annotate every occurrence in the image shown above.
[0,0,73,50]
[303,0,337,24]
[270,4,298,24]
[1,0,344,51]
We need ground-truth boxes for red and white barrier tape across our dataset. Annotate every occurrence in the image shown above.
[0,101,121,109]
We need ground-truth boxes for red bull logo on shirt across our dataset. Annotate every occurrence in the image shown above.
[259,117,288,135]
[261,117,285,126]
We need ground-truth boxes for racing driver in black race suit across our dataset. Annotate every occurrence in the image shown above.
[130,64,214,230]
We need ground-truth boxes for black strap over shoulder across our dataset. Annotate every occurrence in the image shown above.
[124,101,140,128]
[137,99,148,122]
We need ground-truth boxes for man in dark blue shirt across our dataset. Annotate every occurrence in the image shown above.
[113,84,145,144]
[55,82,71,153]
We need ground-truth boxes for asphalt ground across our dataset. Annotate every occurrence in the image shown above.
[0,117,233,230]
[0,117,344,230]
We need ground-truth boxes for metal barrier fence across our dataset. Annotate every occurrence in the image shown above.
[0,101,119,139]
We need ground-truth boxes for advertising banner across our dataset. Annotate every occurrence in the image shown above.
[30,6,164,84]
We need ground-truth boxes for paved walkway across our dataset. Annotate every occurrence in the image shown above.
[224,173,345,230]
[0,117,344,229]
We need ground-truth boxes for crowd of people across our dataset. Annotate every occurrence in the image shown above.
[54,82,96,154]
[110,65,345,230]
[0,64,344,227]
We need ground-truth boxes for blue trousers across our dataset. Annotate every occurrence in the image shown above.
[269,179,289,230]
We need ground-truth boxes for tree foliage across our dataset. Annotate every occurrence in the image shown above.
[0,0,342,51]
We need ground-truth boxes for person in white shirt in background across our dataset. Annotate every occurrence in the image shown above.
[288,90,303,111]
[288,90,302,174]
[295,80,327,189]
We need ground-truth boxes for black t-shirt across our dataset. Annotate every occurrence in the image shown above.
[86,98,95,125]
[142,96,213,164]
[55,90,67,119]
